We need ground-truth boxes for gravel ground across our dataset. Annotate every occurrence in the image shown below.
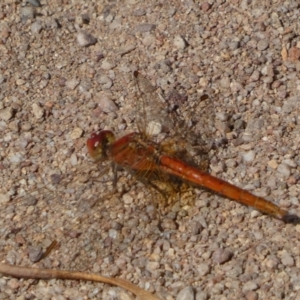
[1,0,300,299]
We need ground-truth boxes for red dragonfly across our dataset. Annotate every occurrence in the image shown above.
[87,71,297,223]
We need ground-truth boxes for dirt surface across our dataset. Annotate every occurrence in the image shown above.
[1,0,300,299]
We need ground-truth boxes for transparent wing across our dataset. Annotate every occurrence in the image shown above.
[132,70,216,172]
[133,71,173,139]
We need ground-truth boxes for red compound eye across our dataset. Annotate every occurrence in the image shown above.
[86,130,115,161]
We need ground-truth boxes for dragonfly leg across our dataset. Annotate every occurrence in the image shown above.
[112,162,119,191]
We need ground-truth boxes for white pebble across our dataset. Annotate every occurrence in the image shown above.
[281,251,294,266]
[108,229,117,239]
[27,0,41,7]
[146,121,162,136]
[0,193,10,204]
[277,163,291,177]
[176,286,194,300]
[99,75,113,89]
[31,103,44,119]
[70,153,78,166]
[282,158,296,168]
[70,127,83,140]
[20,6,35,22]
[174,35,187,49]
[197,262,210,276]
[77,31,97,47]
[8,152,24,164]
[146,261,159,273]
[250,210,260,218]
[0,107,13,121]
[96,92,118,113]
[122,193,133,204]
[16,79,26,86]
[101,60,116,70]
[65,78,80,90]
[242,281,258,293]
[230,81,243,92]
[31,21,43,34]
[241,150,255,162]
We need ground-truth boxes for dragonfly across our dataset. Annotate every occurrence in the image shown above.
[1,70,298,267]
[0,69,298,300]
[86,71,298,224]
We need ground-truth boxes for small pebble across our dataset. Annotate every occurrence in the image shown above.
[265,256,279,269]
[108,229,118,239]
[118,291,133,300]
[282,158,296,168]
[31,21,43,34]
[201,2,211,11]
[8,153,24,164]
[6,251,17,265]
[16,78,26,85]
[220,76,230,88]
[21,121,32,131]
[70,127,83,140]
[0,193,10,204]
[230,81,243,92]
[7,278,20,290]
[27,0,41,7]
[268,159,278,169]
[212,248,233,264]
[20,6,35,22]
[101,60,116,70]
[174,35,188,50]
[242,281,258,293]
[95,92,118,113]
[99,75,113,89]
[245,291,258,300]
[257,40,269,51]
[176,286,194,300]
[122,193,133,204]
[288,47,300,61]
[146,261,160,273]
[190,220,203,235]
[197,263,210,276]
[28,245,43,263]
[216,112,228,121]
[77,31,97,47]
[65,78,80,90]
[277,163,291,177]
[0,107,14,121]
[250,210,260,218]
[31,103,44,119]
[133,8,146,16]
[146,121,162,136]
[241,150,255,162]
[161,218,177,230]
[249,70,260,82]
[133,23,156,33]
[195,291,208,300]
[70,153,78,166]
[118,44,136,56]
[281,251,294,266]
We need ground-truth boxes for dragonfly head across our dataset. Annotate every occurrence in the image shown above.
[87,130,116,161]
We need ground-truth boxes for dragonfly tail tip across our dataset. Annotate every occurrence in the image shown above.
[281,213,300,224]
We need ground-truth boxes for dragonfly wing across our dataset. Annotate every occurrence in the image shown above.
[132,71,217,172]
[133,71,173,138]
